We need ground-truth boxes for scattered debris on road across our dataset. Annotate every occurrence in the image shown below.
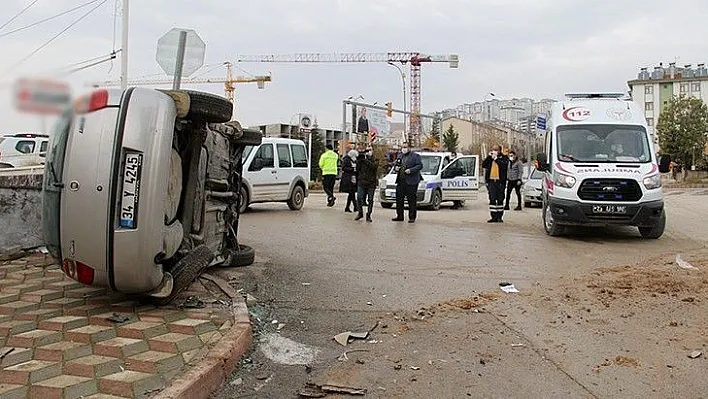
[676,254,699,270]
[298,383,366,397]
[500,282,520,293]
[688,350,702,359]
[260,333,321,365]
[106,312,130,323]
[333,331,369,346]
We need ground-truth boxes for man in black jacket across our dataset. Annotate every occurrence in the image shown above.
[482,145,508,223]
[355,147,378,222]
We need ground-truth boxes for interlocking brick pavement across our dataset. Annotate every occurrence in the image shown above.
[0,253,245,398]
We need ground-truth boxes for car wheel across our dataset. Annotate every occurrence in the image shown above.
[430,190,442,211]
[287,185,305,210]
[153,245,214,306]
[381,202,393,209]
[238,185,249,214]
[638,211,666,239]
[229,244,255,267]
[543,201,564,236]
[164,149,183,223]
[234,129,264,146]
[180,90,233,123]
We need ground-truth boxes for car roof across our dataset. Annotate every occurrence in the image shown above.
[261,137,305,145]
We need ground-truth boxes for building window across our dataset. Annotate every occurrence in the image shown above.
[646,117,654,127]
[692,82,701,92]
[645,102,653,111]
[645,86,653,95]
[680,83,689,93]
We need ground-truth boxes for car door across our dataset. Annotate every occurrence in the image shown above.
[245,143,277,201]
[275,143,294,200]
[439,155,479,201]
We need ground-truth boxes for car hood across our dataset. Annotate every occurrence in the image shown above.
[524,179,542,190]
[382,174,434,185]
[555,162,658,180]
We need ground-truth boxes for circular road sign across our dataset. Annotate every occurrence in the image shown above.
[156,28,206,77]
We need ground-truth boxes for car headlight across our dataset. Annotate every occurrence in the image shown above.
[379,179,387,187]
[553,171,576,188]
[418,181,427,190]
[643,174,662,190]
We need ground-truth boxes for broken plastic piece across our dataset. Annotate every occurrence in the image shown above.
[499,282,519,293]
[676,254,699,270]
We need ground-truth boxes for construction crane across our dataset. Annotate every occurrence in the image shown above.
[234,52,459,142]
[88,62,271,104]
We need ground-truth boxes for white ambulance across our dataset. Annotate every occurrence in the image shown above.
[536,93,666,238]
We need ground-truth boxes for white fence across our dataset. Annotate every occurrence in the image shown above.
[0,165,44,176]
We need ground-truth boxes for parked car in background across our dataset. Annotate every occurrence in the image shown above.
[523,168,543,207]
[237,137,309,213]
[0,132,48,168]
[43,87,260,304]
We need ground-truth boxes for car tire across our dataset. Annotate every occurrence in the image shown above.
[287,185,305,210]
[153,245,214,306]
[229,244,255,267]
[234,129,264,146]
[452,200,465,209]
[430,190,442,211]
[543,201,564,236]
[638,211,666,239]
[238,185,249,214]
[183,90,233,123]
[164,149,183,223]
[381,202,393,209]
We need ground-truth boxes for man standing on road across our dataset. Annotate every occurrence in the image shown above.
[482,145,508,223]
[355,147,378,222]
[319,144,339,207]
[392,142,423,223]
[505,150,524,211]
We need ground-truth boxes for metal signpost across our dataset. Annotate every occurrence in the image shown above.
[156,28,206,89]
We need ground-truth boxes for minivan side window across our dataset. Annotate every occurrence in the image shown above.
[16,140,35,154]
[277,144,292,168]
[291,144,308,167]
[40,141,48,153]
[248,144,274,171]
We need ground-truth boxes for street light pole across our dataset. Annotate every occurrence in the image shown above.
[484,92,495,122]
[388,62,407,142]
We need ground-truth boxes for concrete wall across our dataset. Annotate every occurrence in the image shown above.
[0,172,43,253]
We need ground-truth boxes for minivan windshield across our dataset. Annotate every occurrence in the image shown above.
[556,124,652,163]
[388,154,442,176]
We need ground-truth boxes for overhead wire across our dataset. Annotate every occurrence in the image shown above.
[0,0,102,39]
[3,0,109,75]
[0,0,39,31]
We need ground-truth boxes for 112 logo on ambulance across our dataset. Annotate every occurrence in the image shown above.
[562,107,591,122]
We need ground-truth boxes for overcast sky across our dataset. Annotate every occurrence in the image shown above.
[2,0,708,133]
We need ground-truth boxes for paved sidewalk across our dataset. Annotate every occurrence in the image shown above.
[0,252,251,399]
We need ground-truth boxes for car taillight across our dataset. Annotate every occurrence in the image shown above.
[62,258,95,285]
[74,89,109,114]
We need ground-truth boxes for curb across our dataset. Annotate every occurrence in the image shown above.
[154,299,252,399]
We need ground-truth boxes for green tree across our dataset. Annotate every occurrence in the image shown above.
[306,128,326,181]
[656,95,708,166]
[442,124,459,152]
[430,116,442,140]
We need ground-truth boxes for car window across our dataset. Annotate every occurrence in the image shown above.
[15,140,36,154]
[277,144,292,168]
[40,141,48,153]
[446,157,476,176]
[248,144,274,171]
[530,169,543,179]
[291,144,308,167]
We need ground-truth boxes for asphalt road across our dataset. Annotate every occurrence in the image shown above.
[213,189,708,398]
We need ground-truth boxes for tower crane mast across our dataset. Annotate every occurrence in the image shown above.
[234,52,458,142]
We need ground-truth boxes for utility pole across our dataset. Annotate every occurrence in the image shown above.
[120,0,129,90]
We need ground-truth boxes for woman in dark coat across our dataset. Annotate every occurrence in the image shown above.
[339,149,358,212]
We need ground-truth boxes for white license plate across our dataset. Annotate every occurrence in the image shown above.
[385,189,396,198]
[120,152,143,228]
[592,204,627,214]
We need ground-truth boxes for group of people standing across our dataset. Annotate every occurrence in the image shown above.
[482,146,526,223]
[318,142,423,223]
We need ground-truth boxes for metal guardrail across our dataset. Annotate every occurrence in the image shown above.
[0,165,45,176]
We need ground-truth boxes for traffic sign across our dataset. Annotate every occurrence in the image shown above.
[536,115,547,130]
[156,28,206,77]
[13,78,72,115]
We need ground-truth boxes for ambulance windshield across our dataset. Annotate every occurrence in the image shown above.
[556,124,652,163]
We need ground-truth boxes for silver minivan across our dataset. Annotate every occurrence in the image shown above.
[43,87,260,303]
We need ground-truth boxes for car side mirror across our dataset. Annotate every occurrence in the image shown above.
[536,153,549,172]
[658,154,671,173]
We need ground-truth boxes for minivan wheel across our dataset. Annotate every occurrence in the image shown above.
[638,211,666,239]
[184,90,233,123]
[287,185,305,210]
[238,186,249,214]
[153,245,214,306]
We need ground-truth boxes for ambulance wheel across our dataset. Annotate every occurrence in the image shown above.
[638,212,665,239]
[543,201,564,236]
